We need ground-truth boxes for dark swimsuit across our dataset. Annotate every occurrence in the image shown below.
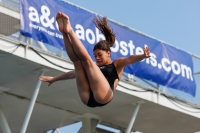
[87,62,119,108]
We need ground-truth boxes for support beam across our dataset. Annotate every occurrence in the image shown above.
[125,102,143,133]
[82,117,99,133]
[73,113,101,133]
[20,68,49,133]
[0,104,11,133]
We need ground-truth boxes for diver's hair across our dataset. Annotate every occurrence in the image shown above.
[93,16,115,52]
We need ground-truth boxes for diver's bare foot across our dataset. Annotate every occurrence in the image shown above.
[61,13,73,34]
[56,12,64,33]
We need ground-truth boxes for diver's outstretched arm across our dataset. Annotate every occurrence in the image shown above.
[115,46,150,69]
[40,70,75,86]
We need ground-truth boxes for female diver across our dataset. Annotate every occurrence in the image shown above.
[40,12,150,108]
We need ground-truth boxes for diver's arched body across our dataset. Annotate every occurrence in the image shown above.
[40,12,150,108]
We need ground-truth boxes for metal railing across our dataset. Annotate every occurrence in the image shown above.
[1,0,19,10]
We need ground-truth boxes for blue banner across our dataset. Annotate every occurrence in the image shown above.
[20,0,196,96]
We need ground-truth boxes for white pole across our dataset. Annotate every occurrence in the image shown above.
[36,41,48,51]
[55,129,61,133]
[125,103,140,133]
[82,118,99,133]
[18,33,23,41]
[20,72,44,133]
[157,84,160,104]
[0,104,11,133]
[72,113,100,133]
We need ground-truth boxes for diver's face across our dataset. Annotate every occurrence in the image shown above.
[93,49,110,66]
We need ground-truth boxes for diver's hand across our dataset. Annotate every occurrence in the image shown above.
[143,46,151,58]
[40,76,55,86]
